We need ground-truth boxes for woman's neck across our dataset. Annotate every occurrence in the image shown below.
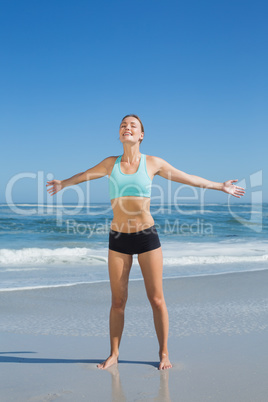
[121,145,141,163]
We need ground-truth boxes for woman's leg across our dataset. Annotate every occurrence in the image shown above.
[138,247,172,370]
[97,249,133,369]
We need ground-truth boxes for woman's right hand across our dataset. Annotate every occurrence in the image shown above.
[46,180,63,196]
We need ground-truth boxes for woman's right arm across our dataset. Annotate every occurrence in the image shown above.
[46,157,115,196]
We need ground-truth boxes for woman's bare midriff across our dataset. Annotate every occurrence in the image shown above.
[110,197,154,233]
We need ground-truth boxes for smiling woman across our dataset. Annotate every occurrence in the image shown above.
[120,114,145,143]
[46,114,245,370]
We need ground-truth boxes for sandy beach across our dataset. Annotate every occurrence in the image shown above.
[1,269,268,402]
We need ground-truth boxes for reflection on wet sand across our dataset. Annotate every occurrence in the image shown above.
[107,364,172,402]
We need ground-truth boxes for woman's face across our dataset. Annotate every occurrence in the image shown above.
[119,117,144,144]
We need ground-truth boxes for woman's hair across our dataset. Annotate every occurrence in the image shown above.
[121,114,144,143]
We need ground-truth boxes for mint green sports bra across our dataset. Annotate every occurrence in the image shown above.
[109,154,152,200]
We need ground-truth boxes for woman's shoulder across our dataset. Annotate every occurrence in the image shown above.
[145,154,165,165]
[144,155,166,176]
[102,155,120,164]
[105,155,120,161]
[100,156,120,175]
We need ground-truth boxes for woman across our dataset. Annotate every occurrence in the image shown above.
[46,114,245,370]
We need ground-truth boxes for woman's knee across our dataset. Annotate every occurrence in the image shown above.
[148,294,165,310]
[111,295,128,312]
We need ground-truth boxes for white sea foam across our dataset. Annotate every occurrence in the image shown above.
[0,247,108,266]
[1,241,268,291]
[0,280,110,292]
[0,240,267,267]
[163,254,268,265]
[161,240,268,265]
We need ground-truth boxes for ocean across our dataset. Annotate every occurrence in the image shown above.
[0,203,267,291]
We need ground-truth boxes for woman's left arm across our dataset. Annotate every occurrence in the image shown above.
[151,157,245,198]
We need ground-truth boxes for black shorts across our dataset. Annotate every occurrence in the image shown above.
[109,225,161,255]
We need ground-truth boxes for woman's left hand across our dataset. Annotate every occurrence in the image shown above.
[222,180,245,198]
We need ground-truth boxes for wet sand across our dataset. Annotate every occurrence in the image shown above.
[1,270,268,401]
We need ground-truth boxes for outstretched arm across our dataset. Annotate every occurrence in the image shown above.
[46,157,114,196]
[152,157,245,198]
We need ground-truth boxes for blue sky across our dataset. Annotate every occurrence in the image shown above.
[1,0,267,204]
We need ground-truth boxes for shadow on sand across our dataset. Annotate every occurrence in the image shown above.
[0,351,158,367]
[1,351,173,400]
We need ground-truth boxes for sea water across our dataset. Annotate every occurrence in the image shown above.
[0,203,267,291]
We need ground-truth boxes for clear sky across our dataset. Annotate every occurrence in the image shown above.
[1,0,267,205]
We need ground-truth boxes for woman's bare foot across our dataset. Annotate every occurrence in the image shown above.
[97,354,119,370]
[159,353,172,370]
